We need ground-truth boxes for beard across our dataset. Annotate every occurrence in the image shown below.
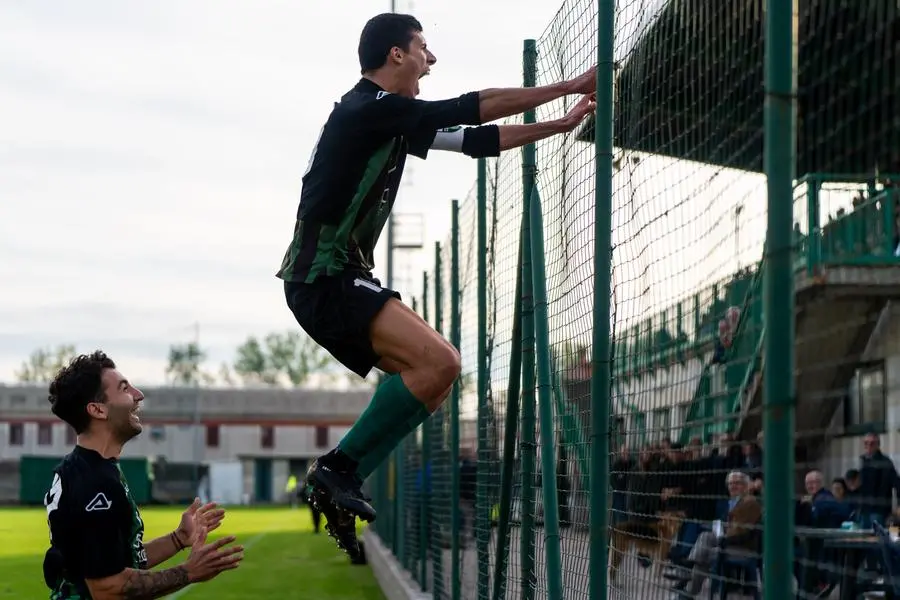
[111,407,142,443]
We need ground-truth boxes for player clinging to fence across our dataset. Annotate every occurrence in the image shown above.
[275,12,598,559]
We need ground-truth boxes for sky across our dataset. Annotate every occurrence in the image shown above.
[0,0,566,384]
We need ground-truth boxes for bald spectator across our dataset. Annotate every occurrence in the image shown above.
[804,469,851,528]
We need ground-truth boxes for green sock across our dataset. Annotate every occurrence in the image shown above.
[357,403,432,479]
[338,374,425,463]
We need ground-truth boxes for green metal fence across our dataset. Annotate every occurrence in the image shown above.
[366,0,898,598]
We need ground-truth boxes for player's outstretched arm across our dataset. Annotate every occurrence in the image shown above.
[477,66,596,123]
[414,94,596,159]
[362,67,597,141]
[496,94,596,151]
[85,528,243,600]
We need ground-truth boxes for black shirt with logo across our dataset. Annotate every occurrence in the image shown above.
[43,445,147,599]
[276,78,500,284]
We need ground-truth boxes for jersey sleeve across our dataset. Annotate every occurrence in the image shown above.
[360,91,483,141]
[58,472,131,579]
[408,125,501,160]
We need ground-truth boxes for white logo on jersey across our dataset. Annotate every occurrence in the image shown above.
[376,91,391,100]
[45,473,62,515]
[86,492,112,512]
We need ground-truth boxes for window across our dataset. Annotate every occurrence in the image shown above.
[315,426,328,448]
[38,423,52,446]
[260,425,274,449]
[206,425,220,448]
[65,427,76,445]
[845,362,886,431]
[9,423,23,446]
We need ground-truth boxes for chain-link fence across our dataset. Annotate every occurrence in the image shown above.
[367,1,899,599]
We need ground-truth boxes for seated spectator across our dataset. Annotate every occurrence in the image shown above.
[669,471,761,598]
[801,470,852,593]
[804,470,852,528]
[831,477,848,502]
[844,469,862,517]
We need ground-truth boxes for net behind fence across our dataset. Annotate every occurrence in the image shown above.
[366,0,899,599]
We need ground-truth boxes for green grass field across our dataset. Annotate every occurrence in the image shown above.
[0,506,386,600]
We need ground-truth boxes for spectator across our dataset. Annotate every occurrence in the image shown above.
[844,468,862,515]
[831,478,848,502]
[610,445,632,526]
[742,441,763,481]
[627,447,664,568]
[857,433,900,528]
[670,471,761,598]
[804,469,851,528]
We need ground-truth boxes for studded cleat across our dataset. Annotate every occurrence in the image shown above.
[306,458,376,523]
[307,485,363,560]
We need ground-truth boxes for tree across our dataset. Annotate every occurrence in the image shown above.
[15,344,78,383]
[233,336,279,386]
[233,331,336,387]
[165,342,207,386]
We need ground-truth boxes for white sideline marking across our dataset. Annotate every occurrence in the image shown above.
[168,531,269,600]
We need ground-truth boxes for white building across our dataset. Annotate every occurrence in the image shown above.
[0,384,372,504]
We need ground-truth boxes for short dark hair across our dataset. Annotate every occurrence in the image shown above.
[48,350,116,434]
[845,468,860,480]
[358,13,423,73]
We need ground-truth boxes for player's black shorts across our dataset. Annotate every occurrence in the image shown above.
[284,270,401,378]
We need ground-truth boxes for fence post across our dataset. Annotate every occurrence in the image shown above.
[491,211,525,600]
[420,272,430,592]
[450,200,462,600]
[518,38,539,600]
[592,3,615,598]
[763,0,797,598]
[404,282,416,577]
[475,157,491,600]
[432,242,445,597]
[527,184,565,600]
[395,431,405,564]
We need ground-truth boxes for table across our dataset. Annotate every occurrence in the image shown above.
[794,527,875,600]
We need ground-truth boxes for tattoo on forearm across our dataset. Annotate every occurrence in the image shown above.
[121,566,190,599]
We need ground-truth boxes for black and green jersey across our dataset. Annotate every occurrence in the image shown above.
[276,78,501,283]
[43,446,147,600]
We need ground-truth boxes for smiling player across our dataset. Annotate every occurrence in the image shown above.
[276,13,597,558]
[42,351,244,599]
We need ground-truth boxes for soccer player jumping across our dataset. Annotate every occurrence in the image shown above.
[276,12,597,558]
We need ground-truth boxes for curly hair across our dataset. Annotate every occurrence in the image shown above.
[48,350,116,434]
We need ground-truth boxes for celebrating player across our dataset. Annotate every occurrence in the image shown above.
[275,12,597,558]
[42,351,244,599]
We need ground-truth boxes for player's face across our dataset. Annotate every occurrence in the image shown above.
[96,368,145,442]
[398,31,436,98]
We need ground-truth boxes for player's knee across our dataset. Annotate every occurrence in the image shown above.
[434,346,461,389]
[415,345,460,401]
